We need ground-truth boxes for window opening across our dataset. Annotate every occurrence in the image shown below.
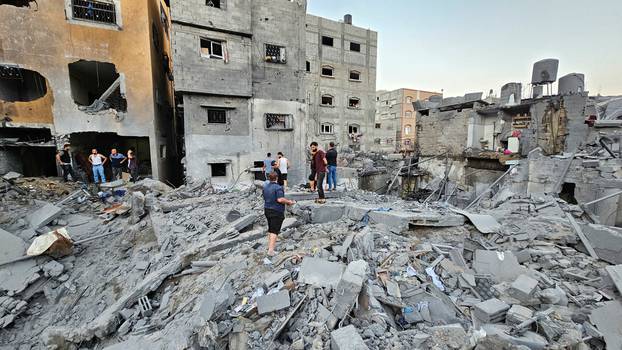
[206,0,221,8]
[321,36,333,46]
[0,66,47,102]
[350,42,361,52]
[201,38,224,59]
[211,163,227,177]
[265,44,286,64]
[207,108,227,124]
[305,61,310,72]
[71,0,117,25]
[265,113,293,130]
[321,95,333,106]
[321,66,334,77]
[349,70,361,81]
[349,124,359,134]
[348,97,360,108]
[320,123,333,134]
[67,60,127,112]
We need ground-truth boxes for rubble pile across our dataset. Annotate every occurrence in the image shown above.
[0,173,621,350]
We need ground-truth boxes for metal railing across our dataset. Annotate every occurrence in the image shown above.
[72,0,116,25]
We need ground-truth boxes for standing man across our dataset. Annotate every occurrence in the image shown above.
[125,150,139,182]
[56,144,77,182]
[88,148,107,184]
[262,152,273,180]
[271,160,284,186]
[277,152,290,189]
[263,172,295,256]
[326,142,338,191]
[310,142,327,203]
[109,148,126,181]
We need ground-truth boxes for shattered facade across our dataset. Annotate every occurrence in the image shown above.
[0,0,179,183]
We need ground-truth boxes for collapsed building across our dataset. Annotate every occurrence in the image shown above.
[412,59,622,226]
[0,0,179,183]
[170,0,377,185]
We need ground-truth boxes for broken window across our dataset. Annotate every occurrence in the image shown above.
[321,66,334,77]
[320,123,333,134]
[0,0,36,7]
[375,123,381,129]
[67,60,127,112]
[265,44,286,64]
[348,124,359,134]
[210,163,227,177]
[348,97,361,108]
[404,124,412,135]
[207,108,227,124]
[321,95,334,106]
[0,66,47,102]
[206,0,221,8]
[306,61,310,72]
[321,36,333,46]
[349,70,361,81]
[71,0,117,25]
[350,42,361,52]
[265,113,293,130]
[200,38,224,59]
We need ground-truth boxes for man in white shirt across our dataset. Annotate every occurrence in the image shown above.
[88,148,108,184]
[277,152,290,188]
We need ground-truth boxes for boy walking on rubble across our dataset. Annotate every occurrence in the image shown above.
[263,172,295,256]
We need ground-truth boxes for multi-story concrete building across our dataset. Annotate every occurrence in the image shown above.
[171,2,377,185]
[374,88,441,152]
[304,14,377,152]
[0,0,178,183]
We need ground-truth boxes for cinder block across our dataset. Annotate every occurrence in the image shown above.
[331,325,368,350]
[509,274,539,302]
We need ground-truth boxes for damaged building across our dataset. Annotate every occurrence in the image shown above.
[0,0,179,183]
[171,1,377,184]
[412,58,622,226]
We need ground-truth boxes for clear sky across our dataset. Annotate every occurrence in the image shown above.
[307,0,622,97]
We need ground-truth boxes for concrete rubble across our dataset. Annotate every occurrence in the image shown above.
[0,166,621,350]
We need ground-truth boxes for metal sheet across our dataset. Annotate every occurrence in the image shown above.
[450,208,501,234]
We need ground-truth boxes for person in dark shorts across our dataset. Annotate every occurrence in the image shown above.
[310,142,327,203]
[56,144,77,182]
[263,172,295,256]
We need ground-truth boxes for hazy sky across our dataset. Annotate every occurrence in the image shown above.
[307,0,622,97]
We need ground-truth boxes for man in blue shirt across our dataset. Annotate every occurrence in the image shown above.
[263,172,295,256]
[262,152,273,180]
[109,148,126,181]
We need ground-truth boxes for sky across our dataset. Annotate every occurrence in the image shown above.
[307,0,622,97]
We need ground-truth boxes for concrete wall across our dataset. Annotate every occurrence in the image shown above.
[305,14,377,151]
[169,0,251,35]
[0,0,176,182]
[417,109,473,157]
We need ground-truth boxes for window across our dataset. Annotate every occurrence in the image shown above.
[265,44,286,64]
[321,95,334,106]
[210,163,227,177]
[159,145,167,159]
[265,113,293,130]
[68,60,127,112]
[348,124,359,134]
[306,61,310,72]
[348,97,361,108]
[321,66,334,77]
[71,0,117,25]
[321,36,333,47]
[349,42,361,52]
[404,124,412,135]
[320,123,334,134]
[200,38,224,59]
[405,111,412,118]
[406,96,413,103]
[207,108,227,124]
[375,123,381,129]
[349,70,361,81]
[206,0,221,8]
[0,66,48,102]
[387,138,393,144]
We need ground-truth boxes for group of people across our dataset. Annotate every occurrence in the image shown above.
[56,144,139,184]
[262,141,338,256]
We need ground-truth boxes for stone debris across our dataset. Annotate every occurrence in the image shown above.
[0,169,621,350]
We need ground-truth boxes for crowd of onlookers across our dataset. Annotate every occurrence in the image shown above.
[55,144,139,184]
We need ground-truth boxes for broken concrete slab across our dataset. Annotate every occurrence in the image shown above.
[509,274,539,302]
[590,301,622,350]
[450,208,502,234]
[605,264,622,294]
[2,171,22,181]
[480,324,548,350]
[200,284,234,321]
[309,203,345,224]
[333,260,368,319]
[581,223,622,264]
[26,202,63,229]
[298,257,344,289]
[256,290,290,315]
[506,304,533,325]
[472,250,525,282]
[0,228,40,293]
[331,325,369,350]
[42,260,64,278]
[263,270,290,288]
[210,214,257,241]
[473,298,510,323]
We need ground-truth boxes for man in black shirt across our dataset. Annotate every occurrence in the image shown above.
[56,144,77,182]
[326,142,338,191]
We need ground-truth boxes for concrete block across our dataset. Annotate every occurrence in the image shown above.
[26,202,62,229]
[263,269,290,288]
[42,261,64,278]
[472,250,525,282]
[509,274,539,301]
[506,305,533,325]
[256,290,290,315]
[0,228,39,293]
[298,257,345,289]
[310,204,345,224]
[2,171,22,180]
[331,325,368,350]
[473,298,510,323]
[581,224,622,264]
[333,260,368,319]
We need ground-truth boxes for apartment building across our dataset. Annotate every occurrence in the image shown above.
[171,1,378,184]
[374,88,441,152]
[304,14,378,152]
[0,0,178,182]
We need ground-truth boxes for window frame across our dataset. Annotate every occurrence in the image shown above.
[349,42,361,52]
[210,163,228,177]
[305,61,311,72]
[349,70,361,81]
[320,122,334,135]
[207,108,227,124]
[265,43,287,64]
[321,36,334,47]
[265,113,294,131]
[205,0,223,9]
[200,38,225,60]
[348,97,361,109]
[320,94,334,107]
[404,124,412,135]
[374,123,381,129]
[67,0,122,28]
[321,65,334,78]
[348,124,360,134]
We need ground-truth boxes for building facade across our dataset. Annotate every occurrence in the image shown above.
[171,2,378,185]
[0,0,178,182]
[304,14,377,152]
[374,88,441,153]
